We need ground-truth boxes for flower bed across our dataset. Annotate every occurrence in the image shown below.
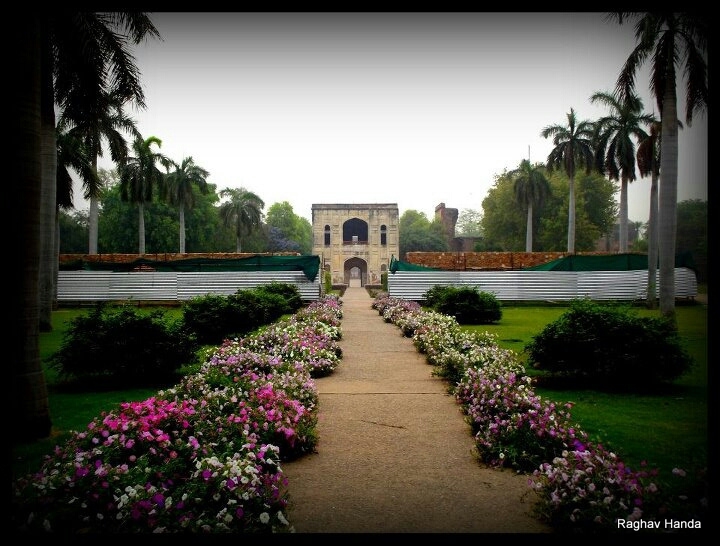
[12,296,343,534]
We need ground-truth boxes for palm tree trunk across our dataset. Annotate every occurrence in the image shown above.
[13,15,52,441]
[567,176,576,253]
[646,171,659,309]
[138,202,146,254]
[659,68,679,319]
[179,206,186,253]
[89,197,100,254]
[618,177,629,253]
[39,28,56,333]
[88,157,100,254]
[525,204,533,252]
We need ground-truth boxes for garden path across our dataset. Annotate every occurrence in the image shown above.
[280,286,552,534]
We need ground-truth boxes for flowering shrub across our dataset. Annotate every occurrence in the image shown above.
[373,294,708,531]
[12,296,343,534]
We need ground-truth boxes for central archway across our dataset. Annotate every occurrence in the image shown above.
[344,257,368,287]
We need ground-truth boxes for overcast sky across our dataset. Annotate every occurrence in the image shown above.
[89,11,708,225]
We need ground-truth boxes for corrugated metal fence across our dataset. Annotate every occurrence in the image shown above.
[57,270,322,304]
[387,267,698,302]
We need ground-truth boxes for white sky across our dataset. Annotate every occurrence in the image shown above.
[86,11,708,225]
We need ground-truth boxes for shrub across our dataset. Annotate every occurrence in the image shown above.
[422,285,502,324]
[254,282,303,314]
[181,285,298,345]
[181,294,239,345]
[49,304,196,388]
[524,298,694,390]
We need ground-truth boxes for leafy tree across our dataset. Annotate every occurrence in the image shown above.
[165,156,210,253]
[60,91,140,255]
[455,209,483,237]
[611,12,707,318]
[219,187,265,252]
[480,173,527,251]
[59,210,89,253]
[541,108,595,254]
[265,201,312,253]
[481,169,616,252]
[675,199,707,283]
[399,210,448,259]
[590,90,654,252]
[511,159,551,252]
[119,135,172,254]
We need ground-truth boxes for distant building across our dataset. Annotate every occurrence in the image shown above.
[434,202,482,251]
[311,203,399,287]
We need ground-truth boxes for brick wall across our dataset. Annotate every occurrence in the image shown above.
[59,252,301,265]
[405,251,613,271]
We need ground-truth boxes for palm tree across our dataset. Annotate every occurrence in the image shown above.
[636,120,662,308]
[511,159,551,252]
[219,187,265,252]
[610,12,707,318]
[165,157,210,253]
[120,135,172,254]
[540,108,595,254]
[590,90,654,253]
[60,91,141,255]
[12,12,158,441]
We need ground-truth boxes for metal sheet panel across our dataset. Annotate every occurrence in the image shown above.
[387,268,698,302]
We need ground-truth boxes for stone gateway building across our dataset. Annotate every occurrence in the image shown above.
[311,203,399,287]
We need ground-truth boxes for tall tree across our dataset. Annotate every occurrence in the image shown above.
[266,201,312,254]
[12,16,50,441]
[590,90,654,252]
[610,12,707,318]
[60,91,140,255]
[636,120,662,308]
[398,210,448,258]
[511,159,551,252]
[165,156,210,253]
[219,187,265,252]
[119,135,171,254]
[540,108,595,254]
[13,12,159,441]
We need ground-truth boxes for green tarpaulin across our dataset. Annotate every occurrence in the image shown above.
[389,255,441,273]
[523,252,696,272]
[61,255,321,282]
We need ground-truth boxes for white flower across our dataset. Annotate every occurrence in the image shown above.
[260,512,270,524]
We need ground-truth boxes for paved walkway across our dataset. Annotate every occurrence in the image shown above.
[281,286,552,533]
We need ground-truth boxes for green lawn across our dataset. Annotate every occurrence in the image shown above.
[467,301,708,479]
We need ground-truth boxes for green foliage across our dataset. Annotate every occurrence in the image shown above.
[324,270,333,294]
[481,168,617,251]
[58,209,88,253]
[266,201,313,253]
[399,210,448,258]
[49,304,196,388]
[423,285,502,324]
[524,298,694,390]
[180,284,301,345]
[381,271,388,291]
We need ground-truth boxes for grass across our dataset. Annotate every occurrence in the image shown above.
[14,298,709,494]
[466,300,708,482]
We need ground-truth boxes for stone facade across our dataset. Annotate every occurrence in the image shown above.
[311,203,399,287]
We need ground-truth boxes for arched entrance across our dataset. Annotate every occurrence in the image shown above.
[344,257,368,287]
